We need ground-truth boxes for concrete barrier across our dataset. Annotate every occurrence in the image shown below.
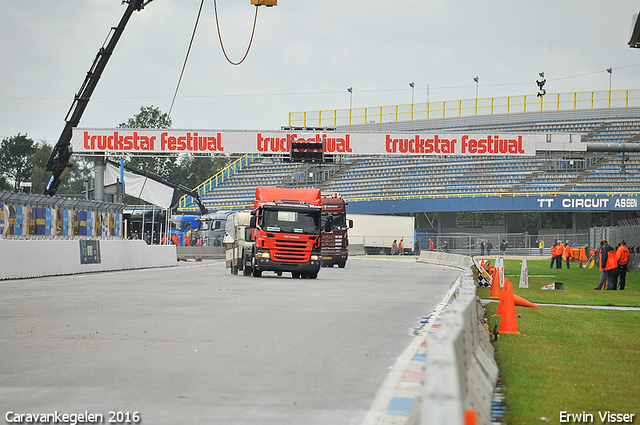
[176,246,224,260]
[418,250,473,270]
[421,266,499,425]
[0,239,176,280]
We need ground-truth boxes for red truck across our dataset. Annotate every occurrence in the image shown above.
[243,186,323,279]
[321,194,353,268]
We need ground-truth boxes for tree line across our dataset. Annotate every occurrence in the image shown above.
[0,106,231,200]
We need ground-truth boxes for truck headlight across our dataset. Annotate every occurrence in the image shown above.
[259,251,271,259]
[310,255,321,261]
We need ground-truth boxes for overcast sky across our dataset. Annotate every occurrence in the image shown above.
[1,0,639,144]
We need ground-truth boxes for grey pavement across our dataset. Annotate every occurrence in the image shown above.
[1,258,457,425]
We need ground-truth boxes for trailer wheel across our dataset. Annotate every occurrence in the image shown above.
[242,250,251,276]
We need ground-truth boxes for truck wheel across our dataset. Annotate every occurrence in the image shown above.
[292,272,300,278]
[251,256,262,278]
[308,272,318,279]
[242,250,251,276]
[338,261,346,268]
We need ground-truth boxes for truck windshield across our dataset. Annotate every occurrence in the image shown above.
[199,220,222,231]
[322,213,347,230]
[170,220,191,231]
[263,209,320,234]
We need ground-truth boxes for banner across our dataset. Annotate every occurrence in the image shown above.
[104,162,174,209]
[70,128,577,156]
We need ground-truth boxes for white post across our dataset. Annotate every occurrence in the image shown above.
[519,257,529,288]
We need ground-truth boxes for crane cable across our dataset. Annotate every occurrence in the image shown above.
[169,0,260,117]
[168,0,205,118]
[214,0,259,66]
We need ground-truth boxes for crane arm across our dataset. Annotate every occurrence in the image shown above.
[44,0,153,196]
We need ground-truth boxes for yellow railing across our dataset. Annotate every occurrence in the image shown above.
[178,153,257,211]
[288,89,640,128]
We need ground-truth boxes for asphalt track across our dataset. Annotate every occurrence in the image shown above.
[1,257,457,425]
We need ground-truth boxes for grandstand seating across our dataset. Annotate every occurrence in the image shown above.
[181,107,640,212]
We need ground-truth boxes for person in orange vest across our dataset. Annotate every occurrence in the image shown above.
[550,242,562,269]
[429,238,434,251]
[549,243,557,269]
[184,230,191,247]
[594,238,618,290]
[613,240,630,290]
[398,238,403,255]
[563,241,572,269]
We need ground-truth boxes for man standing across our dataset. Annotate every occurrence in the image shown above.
[429,238,434,251]
[563,241,572,269]
[500,240,508,256]
[594,239,618,290]
[479,239,485,256]
[539,239,544,256]
[550,242,558,269]
[614,240,630,290]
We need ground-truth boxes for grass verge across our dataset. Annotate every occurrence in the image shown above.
[478,258,640,424]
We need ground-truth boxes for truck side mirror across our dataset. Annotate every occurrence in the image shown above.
[348,219,353,229]
[250,216,256,229]
[324,216,332,233]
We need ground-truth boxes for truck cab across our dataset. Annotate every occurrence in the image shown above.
[169,214,200,246]
[195,210,230,246]
[321,194,353,268]
[243,186,323,279]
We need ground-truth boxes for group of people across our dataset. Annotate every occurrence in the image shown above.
[549,240,574,269]
[595,238,630,290]
[391,239,404,255]
[478,239,493,256]
[478,239,509,256]
[390,238,423,255]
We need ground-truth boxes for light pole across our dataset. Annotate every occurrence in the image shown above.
[409,82,415,104]
[347,87,353,109]
[473,77,479,99]
[607,68,613,91]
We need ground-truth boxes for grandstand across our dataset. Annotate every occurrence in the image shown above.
[178,90,640,235]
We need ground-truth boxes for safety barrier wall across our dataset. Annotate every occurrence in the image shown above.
[0,239,176,280]
[0,191,123,238]
[418,251,499,425]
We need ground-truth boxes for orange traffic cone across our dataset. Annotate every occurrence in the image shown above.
[464,409,478,425]
[513,294,541,308]
[498,278,520,335]
[489,268,501,299]
[493,276,509,317]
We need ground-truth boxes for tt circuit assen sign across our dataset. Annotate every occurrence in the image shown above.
[71,128,575,156]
